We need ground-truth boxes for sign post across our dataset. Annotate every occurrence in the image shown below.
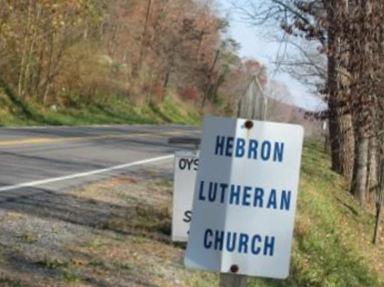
[224,73,268,286]
[184,116,304,284]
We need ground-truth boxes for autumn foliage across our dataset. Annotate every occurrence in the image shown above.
[0,0,262,114]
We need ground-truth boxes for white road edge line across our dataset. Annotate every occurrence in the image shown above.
[0,154,174,192]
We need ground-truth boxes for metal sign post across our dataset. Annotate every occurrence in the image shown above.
[220,273,248,287]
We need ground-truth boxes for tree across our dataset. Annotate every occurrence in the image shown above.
[239,0,384,205]
[0,0,103,104]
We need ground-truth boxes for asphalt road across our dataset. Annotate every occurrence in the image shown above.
[0,124,200,196]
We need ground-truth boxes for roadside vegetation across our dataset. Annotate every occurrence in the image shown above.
[0,91,200,126]
[0,141,383,287]
[240,1,384,242]
[0,1,269,127]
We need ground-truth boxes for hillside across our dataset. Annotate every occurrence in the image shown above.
[0,91,201,126]
[0,140,383,287]
[0,1,254,128]
[254,141,383,287]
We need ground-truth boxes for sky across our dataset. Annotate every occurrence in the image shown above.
[216,0,327,111]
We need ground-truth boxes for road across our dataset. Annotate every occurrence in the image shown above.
[0,124,200,197]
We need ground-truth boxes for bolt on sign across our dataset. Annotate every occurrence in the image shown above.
[185,116,304,279]
[172,151,199,242]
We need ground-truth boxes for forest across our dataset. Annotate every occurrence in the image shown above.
[238,0,384,243]
[0,0,269,125]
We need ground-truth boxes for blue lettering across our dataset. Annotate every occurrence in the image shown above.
[235,138,245,157]
[198,181,205,201]
[264,236,275,256]
[208,182,217,202]
[214,230,224,251]
[254,187,264,207]
[261,141,272,161]
[267,189,277,209]
[215,136,225,155]
[225,137,234,156]
[274,142,284,162]
[248,140,258,159]
[220,183,228,203]
[203,230,276,257]
[242,186,252,206]
[238,233,249,253]
[280,190,291,210]
[226,232,237,252]
[229,185,241,205]
[215,137,284,163]
[204,229,213,249]
[251,235,262,255]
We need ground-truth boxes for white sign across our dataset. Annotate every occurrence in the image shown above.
[172,151,199,242]
[185,116,304,279]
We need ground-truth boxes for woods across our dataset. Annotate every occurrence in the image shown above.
[243,0,384,209]
[0,0,270,121]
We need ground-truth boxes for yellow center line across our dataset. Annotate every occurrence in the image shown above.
[0,130,185,147]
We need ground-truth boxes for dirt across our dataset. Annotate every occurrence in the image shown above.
[0,161,216,287]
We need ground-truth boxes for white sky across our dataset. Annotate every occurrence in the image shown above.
[217,0,327,111]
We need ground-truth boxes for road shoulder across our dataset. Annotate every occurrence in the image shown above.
[0,162,215,287]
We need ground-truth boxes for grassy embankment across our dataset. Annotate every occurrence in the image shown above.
[0,141,383,286]
[0,90,201,126]
[253,141,382,287]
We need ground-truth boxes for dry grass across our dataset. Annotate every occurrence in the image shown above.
[0,162,216,287]
[0,142,383,287]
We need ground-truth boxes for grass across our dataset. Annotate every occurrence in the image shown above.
[0,91,201,127]
[35,257,69,269]
[248,140,382,287]
[73,143,384,286]
[0,279,24,287]
[17,231,38,244]
[0,135,382,286]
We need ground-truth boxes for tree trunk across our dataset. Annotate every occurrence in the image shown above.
[18,0,33,99]
[42,32,54,105]
[349,0,374,205]
[373,202,382,244]
[326,0,355,182]
[351,130,369,204]
[134,0,152,77]
[163,69,171,89]
[163,48,176,89]
[23,4,41,100]
[339,116,355,181]
[373,155,384,244]
[367,134,379,202]
[327,62,355,181]
[200,49,221,109]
